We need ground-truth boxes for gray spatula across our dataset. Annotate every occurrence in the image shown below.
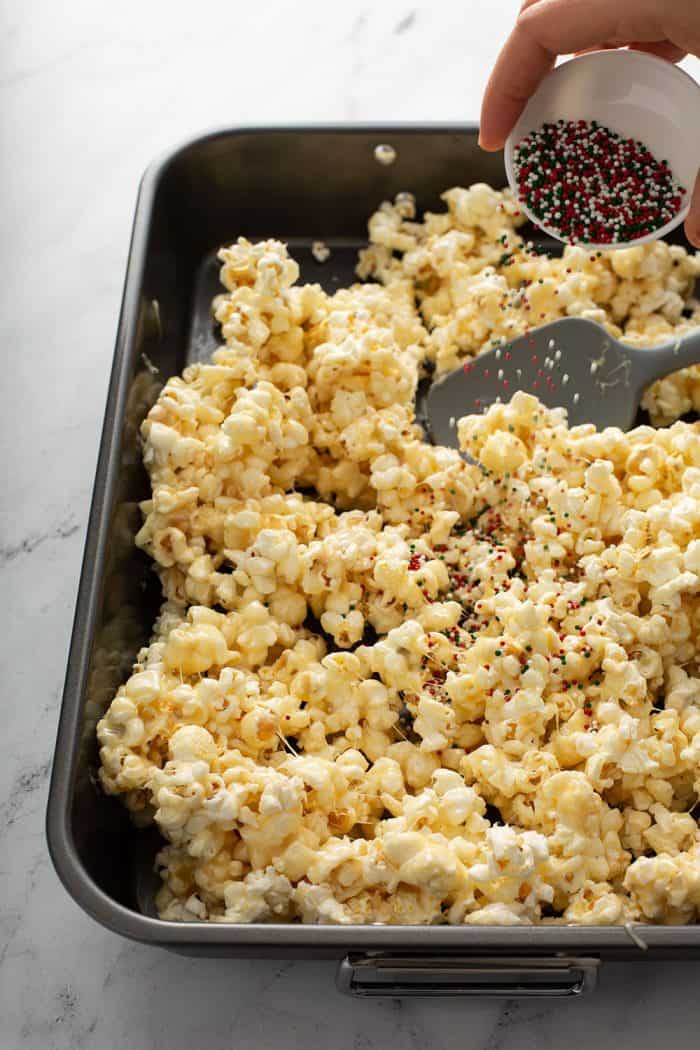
[427,317,700,449]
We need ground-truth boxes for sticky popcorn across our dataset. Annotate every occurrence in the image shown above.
[99,188,700,925]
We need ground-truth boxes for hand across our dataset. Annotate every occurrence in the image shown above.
[479,0,700,246]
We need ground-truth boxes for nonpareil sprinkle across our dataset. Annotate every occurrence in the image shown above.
[513,119,685,244]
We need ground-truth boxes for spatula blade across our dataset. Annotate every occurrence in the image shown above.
[426,318,640,449]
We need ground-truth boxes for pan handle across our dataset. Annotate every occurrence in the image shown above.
[336,953,599,998]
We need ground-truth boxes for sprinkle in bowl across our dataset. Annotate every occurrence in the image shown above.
[504,49,700,250]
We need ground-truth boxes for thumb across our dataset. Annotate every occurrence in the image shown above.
[685,169,700,248]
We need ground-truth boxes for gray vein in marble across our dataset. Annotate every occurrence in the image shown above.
[394,10,417,35]
[99,941,141,996]
[0,38,107,91]
[482,1002,540,1050]
[0,852,47,971]
[353,1034,374,1050]
[0,517,80,563]
[0,904,24,973]
[346,9,369,43]
[0,757,51,835]
[22,981,100,1049]
[53,985,79,1025]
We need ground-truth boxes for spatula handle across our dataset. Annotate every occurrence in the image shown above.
[633,327,700,387]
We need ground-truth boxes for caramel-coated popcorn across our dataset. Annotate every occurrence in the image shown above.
[99,188,700,926]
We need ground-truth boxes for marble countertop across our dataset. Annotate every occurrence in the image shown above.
[3,1,700,1046]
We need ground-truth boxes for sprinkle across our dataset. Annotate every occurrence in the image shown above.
[512,119,685,245]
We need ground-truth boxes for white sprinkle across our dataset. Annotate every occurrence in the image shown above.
[311,240,331,263]
[374,143,397,165]
[590,361,598,375]
[516,368,522,378]
[554,349,561,361]
[449,416,456,428]
[495,348,502,360]
[497,369,504,380]
[548,339,555,350]
[573,392,580,404]
[562,373,569,385]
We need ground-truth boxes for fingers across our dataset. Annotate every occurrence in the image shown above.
[684,170,700,249]
[576,41,686,61]
[479,0,669,150]
[575,41,686,61]
[518,0,666,54]
[479,23,555,149]
[627,41,687,63]
[574,44,617,56]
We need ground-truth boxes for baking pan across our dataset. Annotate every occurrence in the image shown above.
[47,126,700,994]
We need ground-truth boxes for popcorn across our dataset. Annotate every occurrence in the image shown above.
[624,846,700,922]
[561,882,639,925]
[99,188,700,927]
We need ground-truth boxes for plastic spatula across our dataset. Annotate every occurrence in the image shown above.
[426,317,700,450]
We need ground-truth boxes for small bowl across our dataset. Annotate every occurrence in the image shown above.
[504,49,700,249]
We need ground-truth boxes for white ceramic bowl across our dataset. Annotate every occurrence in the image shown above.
[504,49,700,249]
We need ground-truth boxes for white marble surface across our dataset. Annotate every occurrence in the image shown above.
[3,1,700,1046]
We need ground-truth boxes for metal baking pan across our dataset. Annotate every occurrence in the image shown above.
[47,125,700,994]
